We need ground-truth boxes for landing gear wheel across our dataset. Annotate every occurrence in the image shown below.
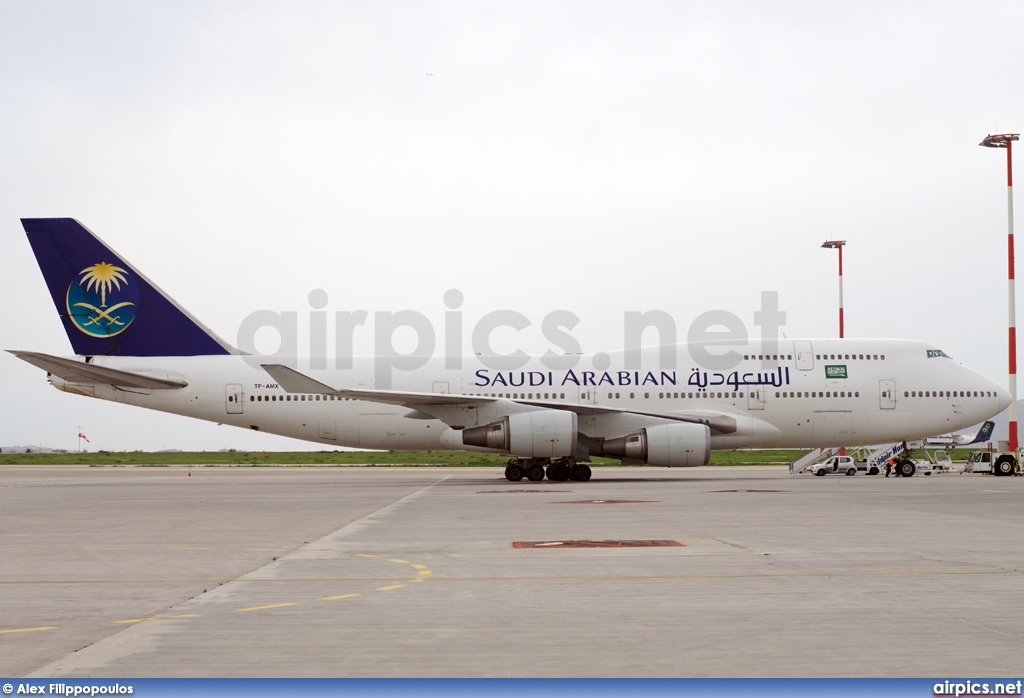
[547,463,569,482]
[526,464,546,482]
[505,464,524,482]
[995,456,1015,476]
[897,461,916,477]
[572,463,592,482]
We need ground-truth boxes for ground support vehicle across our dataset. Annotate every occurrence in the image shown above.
[963,446,1020,476]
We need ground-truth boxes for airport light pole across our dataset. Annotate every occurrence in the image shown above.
[979,133,1020,454]
[821,240,846,338]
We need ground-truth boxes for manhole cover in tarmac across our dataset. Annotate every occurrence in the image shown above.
[513,539,683,549]
[550,500,660,504]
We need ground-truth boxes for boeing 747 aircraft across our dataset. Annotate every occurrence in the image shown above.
[10,219,1011,481]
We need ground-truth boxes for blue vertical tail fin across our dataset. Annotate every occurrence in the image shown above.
[967,420,996,445]
[21,218,237,357]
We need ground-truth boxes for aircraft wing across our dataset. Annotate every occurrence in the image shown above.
[261,364,736,434]
[261,364,493,407]
[9,351,188,390]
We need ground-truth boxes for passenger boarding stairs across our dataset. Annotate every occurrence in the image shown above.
[791,442,910,474]
[790,448,837,474]
[863,442,907,474]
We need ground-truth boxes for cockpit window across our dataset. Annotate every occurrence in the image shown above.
[927,349,950,358]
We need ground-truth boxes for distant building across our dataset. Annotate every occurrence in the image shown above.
[0,445,58,453]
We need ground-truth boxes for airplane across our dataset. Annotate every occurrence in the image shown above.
[9,218,1013,482]
[922,420,995,447]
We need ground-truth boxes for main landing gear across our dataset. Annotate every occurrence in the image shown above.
[504,457,592,482]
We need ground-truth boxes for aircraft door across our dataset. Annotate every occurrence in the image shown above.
[226,384,244,414]
[879,379,896,409]
[747,387,766,410]
[318,420,337,440]
[794,341,814,370]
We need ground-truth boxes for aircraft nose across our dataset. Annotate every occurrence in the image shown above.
[997,384,1012,412]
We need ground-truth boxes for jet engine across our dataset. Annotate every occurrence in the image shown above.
[462,410,578,458]
[602,423,710,467]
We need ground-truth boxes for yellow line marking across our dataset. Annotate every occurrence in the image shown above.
[246,548,289,552]
[0,626,58,634]
[418,570,432,576]
[376,584,406,591]
[236,603,297,612]
[411,564,429,569]
[389,559,410,564]
[356,554,379,558]
[320,593,361,600]
[113,614,201,624]
[407,578,426,583]
[168,547,216,550]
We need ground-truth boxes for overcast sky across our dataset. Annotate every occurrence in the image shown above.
[2,1,1022,452]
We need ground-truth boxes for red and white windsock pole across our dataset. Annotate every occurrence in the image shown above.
[821,240,846,338]
[980,133,1019,453]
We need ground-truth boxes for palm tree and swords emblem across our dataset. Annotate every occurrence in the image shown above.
[66,261,139,337]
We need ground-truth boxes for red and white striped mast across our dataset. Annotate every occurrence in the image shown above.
[980,133,1019,454]
[821,240,846,338]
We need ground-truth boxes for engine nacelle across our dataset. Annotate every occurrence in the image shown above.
[462,410,578,458]
[602,423,710,467]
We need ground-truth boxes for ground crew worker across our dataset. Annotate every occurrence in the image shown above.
[885,458,896,478]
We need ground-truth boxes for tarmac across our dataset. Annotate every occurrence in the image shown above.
[1,464,1022,678]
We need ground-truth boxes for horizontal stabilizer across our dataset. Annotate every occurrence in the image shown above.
[9,351,188,389]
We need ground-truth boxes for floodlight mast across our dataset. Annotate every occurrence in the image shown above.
[979,133,1019,453]
[821,240,846,338]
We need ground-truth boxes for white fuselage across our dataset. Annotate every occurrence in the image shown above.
[47,338,1009,458]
